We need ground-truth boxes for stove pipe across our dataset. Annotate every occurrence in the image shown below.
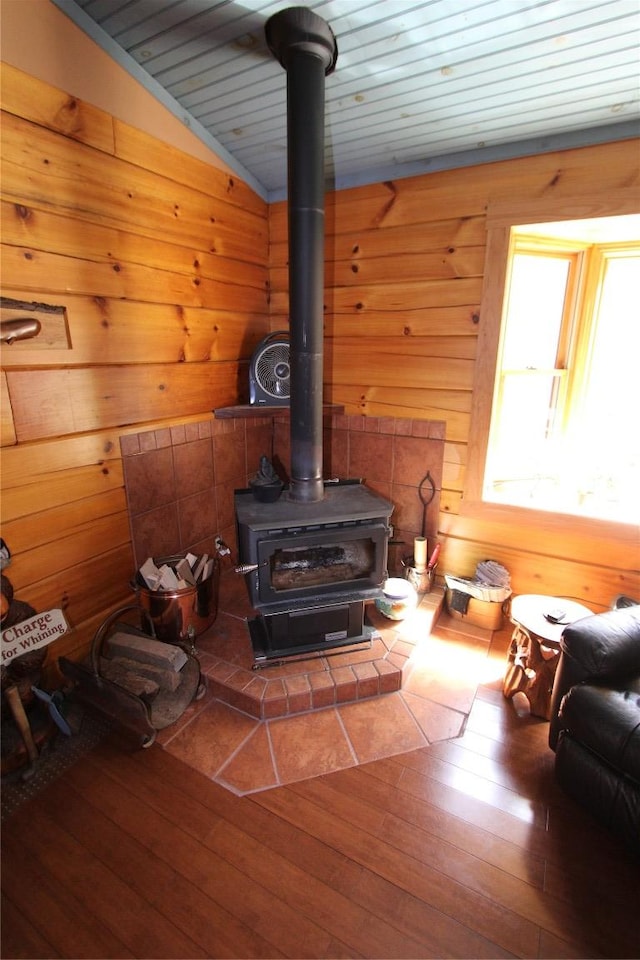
[266,7,337,503]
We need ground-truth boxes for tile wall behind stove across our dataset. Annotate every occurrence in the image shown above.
[121,413,445,575]
[120,417,273,568]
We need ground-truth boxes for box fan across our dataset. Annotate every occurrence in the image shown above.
[249,332,290,406]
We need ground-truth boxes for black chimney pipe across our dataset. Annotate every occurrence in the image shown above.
[266,7,337,503]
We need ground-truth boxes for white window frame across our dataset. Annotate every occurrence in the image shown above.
[464,198,640,559]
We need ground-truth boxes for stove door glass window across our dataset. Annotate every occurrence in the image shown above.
[270,538,375,592]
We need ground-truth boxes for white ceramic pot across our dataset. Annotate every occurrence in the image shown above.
[375,577,418,620]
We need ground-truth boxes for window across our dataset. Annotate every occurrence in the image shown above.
[482,216,640,525]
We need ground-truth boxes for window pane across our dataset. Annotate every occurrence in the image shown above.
[485,235,639,523]
[583,256,638,419]
[493,374,560,458]
[486,373,562,491]
[570,254,640,521]
[502,255,569,368]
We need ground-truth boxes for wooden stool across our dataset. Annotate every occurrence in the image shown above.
[503,594,592,719]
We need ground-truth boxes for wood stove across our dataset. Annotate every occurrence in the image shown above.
[235,10,395,663]
[236,482,393,662]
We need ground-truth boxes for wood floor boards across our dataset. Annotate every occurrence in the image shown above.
[2,680,639,959]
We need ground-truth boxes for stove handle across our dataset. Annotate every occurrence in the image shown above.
[325,478,363,485]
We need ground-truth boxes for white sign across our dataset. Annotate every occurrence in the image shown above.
[1,609,69,664]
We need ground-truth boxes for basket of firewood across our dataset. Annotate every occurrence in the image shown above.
[59,605,206,748]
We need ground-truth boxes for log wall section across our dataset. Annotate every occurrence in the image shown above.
[0,64,269,668]
[269,140,640,610]
[2,59,639,684]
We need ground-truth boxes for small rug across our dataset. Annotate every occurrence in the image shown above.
[1,709,113,820]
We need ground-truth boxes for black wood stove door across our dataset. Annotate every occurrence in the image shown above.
[256,522,389,607]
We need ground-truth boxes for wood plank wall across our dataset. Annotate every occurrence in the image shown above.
[2,60,639,686]
[0,64,270,668]
[269,141,640,610]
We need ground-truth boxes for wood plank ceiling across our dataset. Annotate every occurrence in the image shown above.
[54,0,640,200]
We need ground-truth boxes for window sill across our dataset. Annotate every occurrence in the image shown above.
[460,498,640,548]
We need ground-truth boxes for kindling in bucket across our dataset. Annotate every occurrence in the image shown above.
[132,551,221,643]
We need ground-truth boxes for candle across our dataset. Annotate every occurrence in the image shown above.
[413,536,427,572]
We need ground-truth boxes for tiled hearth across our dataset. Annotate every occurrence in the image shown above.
[153,570,499,796]
[185,570,444,721]
[118,412,468,796]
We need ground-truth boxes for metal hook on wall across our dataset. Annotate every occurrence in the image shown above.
[418,470,436,538]
[0,318,42,344]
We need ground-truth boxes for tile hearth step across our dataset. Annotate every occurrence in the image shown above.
[204,642,403,720]
[194,584,445,720]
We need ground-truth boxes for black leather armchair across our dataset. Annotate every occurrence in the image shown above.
[548,605,640,855]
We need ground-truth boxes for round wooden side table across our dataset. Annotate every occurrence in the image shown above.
[503,594,593,719]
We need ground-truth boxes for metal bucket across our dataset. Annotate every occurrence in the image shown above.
[401,554,436,595]
[132,554,220,643]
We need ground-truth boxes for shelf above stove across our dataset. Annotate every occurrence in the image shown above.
[213,403,344,419]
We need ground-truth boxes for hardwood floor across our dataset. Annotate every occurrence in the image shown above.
[2,656,639,958]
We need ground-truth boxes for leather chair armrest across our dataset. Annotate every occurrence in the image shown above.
[560,606,640,680]
[548,605,640,751]
[559,684,640,780]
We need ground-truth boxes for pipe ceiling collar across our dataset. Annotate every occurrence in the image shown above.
[265,6,338,75]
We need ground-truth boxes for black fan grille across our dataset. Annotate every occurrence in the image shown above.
[254,343,290,399]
